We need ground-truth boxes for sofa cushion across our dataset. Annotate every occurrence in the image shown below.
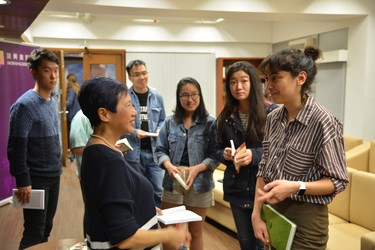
[328,167,355,221]
[369,141,375,174]
[346,142,370,172]
[206,202,237,233]
[350,170,375,231]
[212,169,230,208]
[208,165,237,232]
[328,213,349,224]
[327,223,371,250]
[343,135,363,151]
[361,231,375,250]
[217,163,227,171]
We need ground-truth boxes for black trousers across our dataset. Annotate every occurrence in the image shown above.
[231,204,264,250]
[19,175,60,250]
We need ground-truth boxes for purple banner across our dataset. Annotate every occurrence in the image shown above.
[0,41,39,203]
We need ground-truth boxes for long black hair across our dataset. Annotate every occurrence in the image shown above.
[217,61,266,142]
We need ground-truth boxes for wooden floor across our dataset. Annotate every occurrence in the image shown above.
[0,160,239,250]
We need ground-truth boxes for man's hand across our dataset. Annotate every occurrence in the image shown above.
[136,129,149,139]
[16,185,32,204]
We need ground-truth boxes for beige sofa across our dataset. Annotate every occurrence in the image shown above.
[346,140,375,174]
[209,165,375,250]
[344,135,364,151]
[327,167,375,250]
[207,163,237,232]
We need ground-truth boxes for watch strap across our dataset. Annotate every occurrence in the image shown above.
[297,181,306,195]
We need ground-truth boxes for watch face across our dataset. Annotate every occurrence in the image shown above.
[298,188,306,195]
[298,181,306,195]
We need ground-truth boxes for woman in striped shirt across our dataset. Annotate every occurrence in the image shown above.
[251,46,349,250]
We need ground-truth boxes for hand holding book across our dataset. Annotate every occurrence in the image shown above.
[174,168,189,190]
[115,138,133,153]
[233,142,247,173]
[261,204,296,250]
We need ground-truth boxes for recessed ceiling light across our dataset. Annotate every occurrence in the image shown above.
[0,0,11,5]
[132,19,158,23]
[194,18,225,24]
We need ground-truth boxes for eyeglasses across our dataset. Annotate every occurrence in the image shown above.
[179,92,200,100]
[130,71,148,78]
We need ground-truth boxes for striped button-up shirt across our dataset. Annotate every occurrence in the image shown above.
[257,95,349,205]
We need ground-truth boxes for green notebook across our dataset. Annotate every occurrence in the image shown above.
[261,204,297,250]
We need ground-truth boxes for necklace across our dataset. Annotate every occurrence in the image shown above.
[91,134,123,155]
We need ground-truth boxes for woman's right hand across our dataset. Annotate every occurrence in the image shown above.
[164,163,180,178]
[163,226,191,249]
[223,147,234,161]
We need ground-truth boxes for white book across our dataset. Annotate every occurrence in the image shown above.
[145,132,159,137]
[115,138,133,153]
[157,205,202,225]
[174,172,189,190]
[12,189,45,210]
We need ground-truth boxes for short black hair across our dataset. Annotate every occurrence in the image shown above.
[27,48,59,71]
[78,77,128,127]
[126,59,146,74]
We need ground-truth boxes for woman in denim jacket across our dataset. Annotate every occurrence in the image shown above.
[156,77,218,250]
[214,61,277,250]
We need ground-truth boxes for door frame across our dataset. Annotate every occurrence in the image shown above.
[49,48,126,165]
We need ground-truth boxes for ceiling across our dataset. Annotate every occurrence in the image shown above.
[0,0,48,40]
[0,0,365,42]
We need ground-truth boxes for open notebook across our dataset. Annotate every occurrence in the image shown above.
[157,205,202,225]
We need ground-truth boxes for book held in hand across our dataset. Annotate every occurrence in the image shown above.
[12,189,45,210]
[115,138,133,153]
[174,169,189,190]
[157,205,202,225]
[145,132,159,137]
[261,204,297,250]
[233,142,246,171]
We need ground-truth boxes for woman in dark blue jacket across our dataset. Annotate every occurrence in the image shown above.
[214,61,277,250]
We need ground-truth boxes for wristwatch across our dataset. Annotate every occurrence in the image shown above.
[297,181,306,195]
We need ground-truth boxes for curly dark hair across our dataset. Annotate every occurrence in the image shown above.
[260,46,322,97]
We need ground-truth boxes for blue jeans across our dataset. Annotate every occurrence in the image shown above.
[127,149,164,207]
[231,204,264,250]
[19,176,60,249]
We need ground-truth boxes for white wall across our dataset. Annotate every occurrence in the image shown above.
[125,52,216,117]
[31,0,375,139]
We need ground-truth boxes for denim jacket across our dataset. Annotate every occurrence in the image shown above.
[124,86,166,163]
[156,115,219,194]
